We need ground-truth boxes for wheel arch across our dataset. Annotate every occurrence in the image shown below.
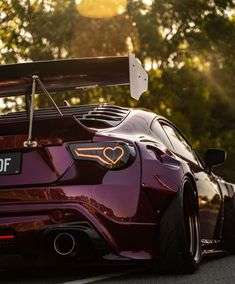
[183,173,199,211]
[158,172,202,273]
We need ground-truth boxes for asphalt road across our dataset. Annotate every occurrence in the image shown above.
[1,254,235,283]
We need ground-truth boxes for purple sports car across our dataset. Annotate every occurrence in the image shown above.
[0,54,235,273]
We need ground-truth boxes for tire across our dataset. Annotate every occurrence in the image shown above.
[222,196,235,253]
[158,177,201,274]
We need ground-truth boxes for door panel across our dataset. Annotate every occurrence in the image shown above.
[195,171,222,239]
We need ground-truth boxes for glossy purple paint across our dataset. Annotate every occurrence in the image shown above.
[0,106,231,263]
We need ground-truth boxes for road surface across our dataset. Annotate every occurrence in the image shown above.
[1,254,235,283]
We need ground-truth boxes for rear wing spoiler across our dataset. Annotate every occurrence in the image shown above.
[0,54,148,100]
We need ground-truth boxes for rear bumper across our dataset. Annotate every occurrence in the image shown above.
[0,201,157,262]
[0,202,115,260]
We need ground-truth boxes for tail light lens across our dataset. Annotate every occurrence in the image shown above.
[0,235,15,240]
[69,141,135,169]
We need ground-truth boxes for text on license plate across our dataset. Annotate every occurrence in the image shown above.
[0,152,21,175]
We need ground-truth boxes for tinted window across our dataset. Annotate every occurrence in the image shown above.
[162,124,198,164]
[151,118,173,149]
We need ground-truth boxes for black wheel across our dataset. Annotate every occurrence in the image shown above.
[158,177,201,274]
[223,196,235,253]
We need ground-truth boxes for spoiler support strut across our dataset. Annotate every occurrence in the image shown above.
[23,75,63,148]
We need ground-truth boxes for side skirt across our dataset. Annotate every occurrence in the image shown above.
[202,239,227,256]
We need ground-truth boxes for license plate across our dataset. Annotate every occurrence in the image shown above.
[0,152,21,176]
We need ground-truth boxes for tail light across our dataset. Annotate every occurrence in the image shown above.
[69,141,135,169]
[0,232,16,248]
[0,235,15,240]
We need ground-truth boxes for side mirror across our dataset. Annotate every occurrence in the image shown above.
[205,149,226,172]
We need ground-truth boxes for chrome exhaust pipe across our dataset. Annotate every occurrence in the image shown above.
[53,232,76,256]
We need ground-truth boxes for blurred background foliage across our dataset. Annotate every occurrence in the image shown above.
[0,0,235,181]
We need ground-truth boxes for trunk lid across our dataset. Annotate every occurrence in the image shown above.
[0,114,94,187]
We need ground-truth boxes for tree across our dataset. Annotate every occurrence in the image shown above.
[129,0,235,180]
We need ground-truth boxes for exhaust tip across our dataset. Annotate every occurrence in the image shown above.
[53,232,76,256]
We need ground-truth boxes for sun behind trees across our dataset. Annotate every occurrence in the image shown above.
[0,0,235,181]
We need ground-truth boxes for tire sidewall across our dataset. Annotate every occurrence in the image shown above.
[177,177,201,266]
[158,176,201,273]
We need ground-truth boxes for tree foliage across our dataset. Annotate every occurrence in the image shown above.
[0,0,235,180]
